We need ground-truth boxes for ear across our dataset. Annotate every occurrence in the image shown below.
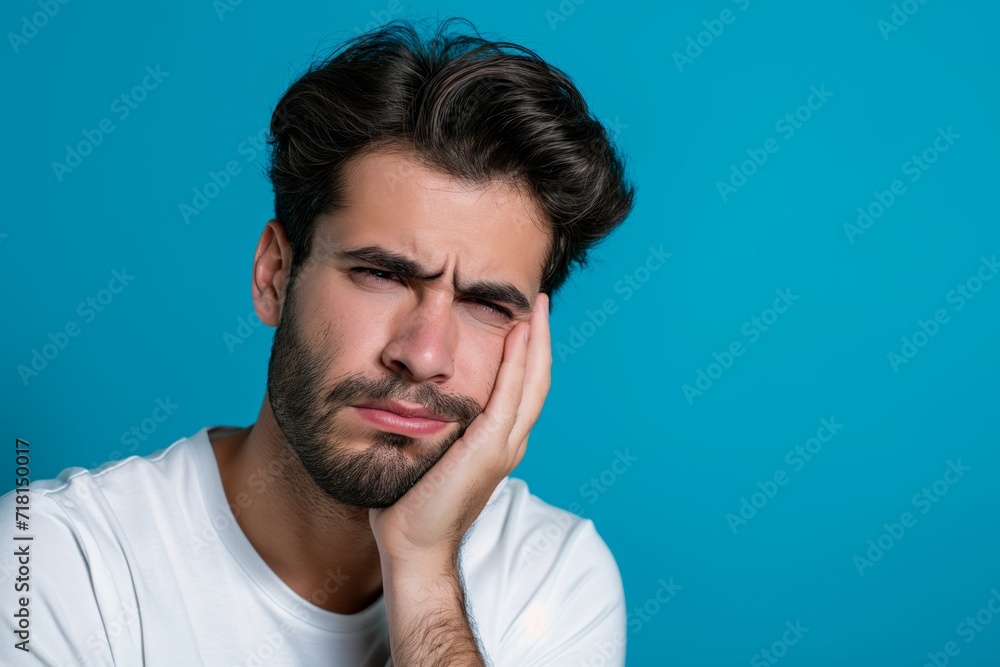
[252,219,294,327]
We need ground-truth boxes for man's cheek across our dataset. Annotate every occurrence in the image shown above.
[484,337,507,382]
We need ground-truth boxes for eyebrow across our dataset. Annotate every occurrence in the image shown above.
[332,245,533,314]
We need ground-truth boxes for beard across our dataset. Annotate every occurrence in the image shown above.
[266,272,483,508]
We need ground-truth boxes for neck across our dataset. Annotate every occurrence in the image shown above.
[210,397,384,614]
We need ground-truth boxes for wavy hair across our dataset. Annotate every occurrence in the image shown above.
[267,17,635,303]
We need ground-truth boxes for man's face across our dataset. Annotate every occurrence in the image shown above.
[265,149,551,508]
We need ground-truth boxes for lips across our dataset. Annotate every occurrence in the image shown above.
[351,400,449,422]
[350,400,452,437]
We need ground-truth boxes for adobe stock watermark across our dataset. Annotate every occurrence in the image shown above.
[877,0,931,41]
[189,442,302,557]
[579,577,683,667]
[920,588,1000,667]
[220,247,332,353]
[179,126,268,224]
[750,620,810,667]
[84,397,181,467]
[239,626,293,667]
[682,288,800,405]
[672,0,752,73]
[222,243,345,352]
[520,448,639,564]
[224,310,265,352]
[886,254,997,373]
[544,0,586,31]
[206,578,329,667]
[843,126,959,243]
[350,0,405,35]
[726,417,844,534]
[51,66,170,182]
[7,0,71,54]
[84,597,141,663]
[629,577,682,635]
[716,84,834,202]
[212,0,251,21]
[852,459,970,576]
[521,447,639,561]
[555,245,671,362]
[287,567,351,616]
[580,449,639,504]
[16,268,135,386]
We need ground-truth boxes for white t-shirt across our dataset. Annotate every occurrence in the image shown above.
[0,426,626,666]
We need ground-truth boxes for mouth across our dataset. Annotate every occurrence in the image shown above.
[349,400,452,437]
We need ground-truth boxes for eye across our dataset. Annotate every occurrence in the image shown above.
[350,267,403,285]
[467,299,513,321]
[351,268,513,321]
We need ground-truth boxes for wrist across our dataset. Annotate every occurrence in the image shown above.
[383,551,457,584]
[378,535,460,573]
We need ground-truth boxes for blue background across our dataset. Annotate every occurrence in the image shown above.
[4,0,999,665]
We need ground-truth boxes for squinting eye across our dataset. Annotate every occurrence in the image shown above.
[468,299,513,321]
[352,268,512,321]
[351,267,403,284]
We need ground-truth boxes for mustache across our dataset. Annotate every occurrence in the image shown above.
[324,373,482,425]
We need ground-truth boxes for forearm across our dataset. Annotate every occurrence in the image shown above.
[382,559,486,666]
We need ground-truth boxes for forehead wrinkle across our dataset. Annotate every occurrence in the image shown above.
[451,262,532,312]
[335,241,532,312]
[413,248,531,311]
[416,253,530,313]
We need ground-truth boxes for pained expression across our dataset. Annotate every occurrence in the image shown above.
[266,149,551,508]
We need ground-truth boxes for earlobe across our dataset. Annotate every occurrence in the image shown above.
[251,219,293,327]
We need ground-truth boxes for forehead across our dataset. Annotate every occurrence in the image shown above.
[312,148,552,292]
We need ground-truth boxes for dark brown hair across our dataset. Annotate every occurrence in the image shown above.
[267,17,635,303]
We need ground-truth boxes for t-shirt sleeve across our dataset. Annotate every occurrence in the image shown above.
[0,489,121,666]
[493,518,628,667]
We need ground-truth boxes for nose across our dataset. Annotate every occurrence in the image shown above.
[380,292,456,383]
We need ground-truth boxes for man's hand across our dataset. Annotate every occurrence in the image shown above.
[370,291,551,565]
[369,291,551,665]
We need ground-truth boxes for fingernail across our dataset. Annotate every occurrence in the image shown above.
[523,324,530,344]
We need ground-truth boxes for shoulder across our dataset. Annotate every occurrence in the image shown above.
[0,430,209,664]
[463,477,627,666]
[0,428,205,578]
[17,431,201,523]
[0,471,154,664]
[0,429,208,580]
[471,476,620,573]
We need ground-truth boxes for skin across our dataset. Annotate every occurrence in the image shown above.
[211,148,553,664]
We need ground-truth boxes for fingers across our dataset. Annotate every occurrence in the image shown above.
[466,293,551,472]
[509,293,551,448]
[471,317,531,449]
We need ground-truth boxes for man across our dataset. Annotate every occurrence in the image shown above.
[2,18,635,666]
